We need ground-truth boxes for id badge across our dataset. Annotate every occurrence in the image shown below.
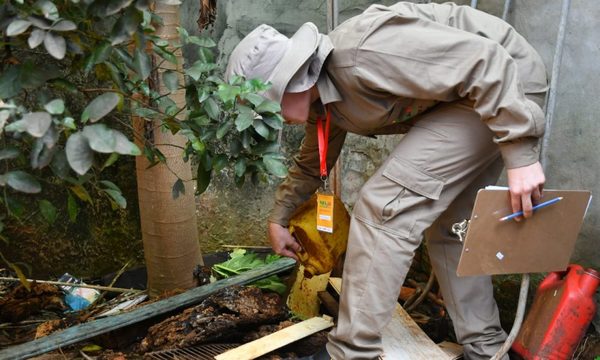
[316,192,334,233]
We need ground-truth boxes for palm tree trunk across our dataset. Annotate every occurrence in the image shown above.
[134,2,203,297]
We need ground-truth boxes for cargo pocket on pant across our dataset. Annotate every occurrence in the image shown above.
[381,157,445,223]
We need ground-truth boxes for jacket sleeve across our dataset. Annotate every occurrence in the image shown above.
[354,6,546,169]
[268,117,347,226]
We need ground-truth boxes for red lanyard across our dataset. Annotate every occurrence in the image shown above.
[316,107,331,179]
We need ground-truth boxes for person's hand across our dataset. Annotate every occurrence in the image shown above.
[506,161,545,221]
[268,222,302,260]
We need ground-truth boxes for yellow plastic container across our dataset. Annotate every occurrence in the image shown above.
[288,194,350,277]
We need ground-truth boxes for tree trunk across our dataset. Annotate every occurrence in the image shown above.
[134,2,203,297]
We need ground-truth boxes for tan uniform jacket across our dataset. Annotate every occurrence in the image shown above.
[270,2,548,226]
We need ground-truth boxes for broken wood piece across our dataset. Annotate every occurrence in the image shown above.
[215,315,334,360]
[317,291,339,320]
[0,257,296,360]
[328,278,451,360]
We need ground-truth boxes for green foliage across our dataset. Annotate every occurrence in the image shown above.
[212,249,287,294]
[0,1,287,241]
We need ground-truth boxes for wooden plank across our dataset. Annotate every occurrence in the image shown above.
[0,258,296,360]
[215,316,334,360]
[329,278,450,359]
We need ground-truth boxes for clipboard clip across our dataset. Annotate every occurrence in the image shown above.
[451,219,470,243]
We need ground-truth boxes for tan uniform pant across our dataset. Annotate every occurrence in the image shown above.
[327,100,514,360]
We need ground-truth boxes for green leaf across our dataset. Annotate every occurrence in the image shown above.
[217,84,240,104]
[5,112,52,137]
[185,62,218,81]
[216,121,232,139]
[48,78,78,93]
[6,196,25,218]
[251,275,287,295]
[153,45,177,64]
[6,20,32,36]
[177,27,189,43]
[51,20,77,32]
[43,32,66,60]
[106,0,135,15]
[98,181,119,193]
[187,35,216,48]
[203,97,220,120]
[102,153,120,169]
[191,115,210,126]
[212,154,228,171]
[252,119,270,139]
[44,99,65,115]
[83,124,116,153]
[171,178,185,199]
[62,117,76,130]
[196,164,212,195]
[111,7,142,45]
[5,171,42,193]
[50,150,69,179]
[84,42,112,74]
[0,147,20,161]
[39,200,57,224]
[134,107,159,118]
[36,0,59,21]
[0,67,21,99]
[66,132,94,175]
[104,189,127,208]
[242,93,265,107]
[28,29,46,49]
[235,111,254,132]
[113,130,141,155]
[234,158,246,177]
[70,185,93,204]
[67,193,78,222]
[81,93,121,123]
[133,48,152,81]
[262,115,283,130]
[263,154,288,178]
[255,99,281,114]
[162,71,179,92]
[252,141,280,156]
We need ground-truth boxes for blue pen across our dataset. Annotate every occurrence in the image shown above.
[499,196,563,222]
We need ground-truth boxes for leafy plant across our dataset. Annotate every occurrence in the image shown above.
[212,249,287,294]
[0,0,287,277]
[0,0,287,219]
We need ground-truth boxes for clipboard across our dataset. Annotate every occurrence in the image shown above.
[456,189,592,276]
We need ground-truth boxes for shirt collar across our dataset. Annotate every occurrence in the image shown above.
[316,36,342,105]
[317,70,342,105]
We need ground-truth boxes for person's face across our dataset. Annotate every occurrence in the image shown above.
[280,89,313,125]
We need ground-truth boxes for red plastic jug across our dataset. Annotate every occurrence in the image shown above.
[512,264,600,359]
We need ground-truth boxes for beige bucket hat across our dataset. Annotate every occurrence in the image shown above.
[225,22,333,103]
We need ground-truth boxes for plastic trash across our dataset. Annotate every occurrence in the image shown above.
[58,273,101,311]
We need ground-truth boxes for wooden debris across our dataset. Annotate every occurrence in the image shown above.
[0,257,295,360]
[140,286,288,352]
[215,316,334,360]
[0,283,65,323]
[329,278,451,359]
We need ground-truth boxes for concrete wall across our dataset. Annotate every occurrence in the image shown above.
[182,0,600,269]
